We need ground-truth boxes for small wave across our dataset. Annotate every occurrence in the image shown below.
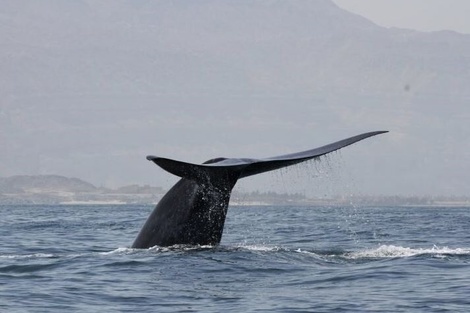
[100,245,218,255]
[100,244,285,255]
[100,245,335,257]
[99,244,470,261]
[168,244,215,251]
[234,244,282,252]
[0,253,55,259]
[233,246,326,261]
[294,248,323,257]
[346,245,470,259]
[99,247,135,255]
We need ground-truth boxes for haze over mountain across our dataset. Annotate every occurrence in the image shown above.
[1,0,469,196]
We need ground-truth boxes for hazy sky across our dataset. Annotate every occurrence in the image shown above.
[1,1,469,197]
[333,0,470,34]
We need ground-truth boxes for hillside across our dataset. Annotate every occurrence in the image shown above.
[0,175,97,193]
[1,0,469,196]
[1,175,469,207]
[0,175,163,205]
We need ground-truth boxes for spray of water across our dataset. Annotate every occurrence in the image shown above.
[260,151,372,247]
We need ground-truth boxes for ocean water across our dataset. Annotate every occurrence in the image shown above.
[1,204,470,312]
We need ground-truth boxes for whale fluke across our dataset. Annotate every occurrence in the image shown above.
[132,131,387,248]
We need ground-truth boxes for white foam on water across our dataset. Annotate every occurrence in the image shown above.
[99,247,135,255]
[293,248,325,258]
[234,244,282,252]
[0,253,55,259]
[346,245,470,259]
[97,244,470,260]
[101,245,222,255]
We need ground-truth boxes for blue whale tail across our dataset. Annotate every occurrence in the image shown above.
[133,131,388,248]
[146,131,388,184]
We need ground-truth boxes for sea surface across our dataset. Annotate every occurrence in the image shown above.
[1,204,470,312]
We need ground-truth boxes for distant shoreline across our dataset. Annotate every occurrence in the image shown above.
[2,202,470,208]
[1,175,469,207]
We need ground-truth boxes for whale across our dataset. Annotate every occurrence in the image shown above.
[132,131,387,248]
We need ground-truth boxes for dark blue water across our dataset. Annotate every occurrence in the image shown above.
[1,205,470,312]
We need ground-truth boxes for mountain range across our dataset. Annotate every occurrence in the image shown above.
[1,0,469,196]
[1,175,468,207]
[0,175,165,205]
